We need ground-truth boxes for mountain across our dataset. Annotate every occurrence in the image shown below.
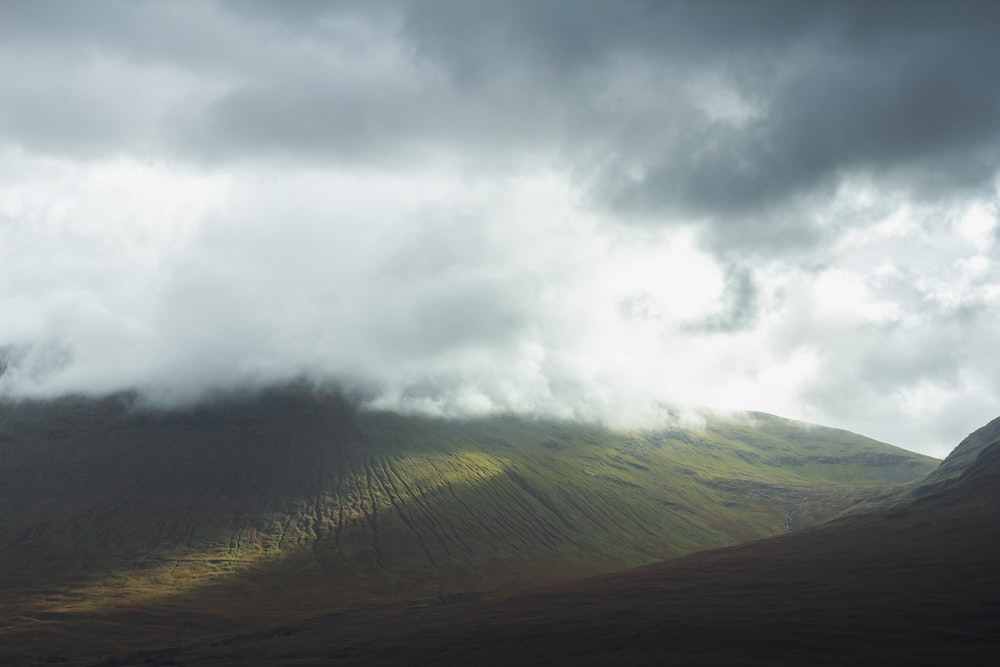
[0,386,937,664]
[53,414,998,667]
[274,423,995,666]
[911,415,1000,495]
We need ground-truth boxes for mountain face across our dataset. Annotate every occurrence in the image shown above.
[0,386,938,663]
[261,425,1000,667]
[42,416,995,667]
[912,415,1000,495]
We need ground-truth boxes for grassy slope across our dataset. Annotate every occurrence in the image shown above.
[49,422,1000,667]
[228,438,1000,666]
[0,387,938,661]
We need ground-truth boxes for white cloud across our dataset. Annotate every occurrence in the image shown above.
[958,202,998,252]
[3,148,999,456]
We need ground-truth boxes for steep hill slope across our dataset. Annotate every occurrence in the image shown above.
[76,416,999,666]
[0,386,937,662]
[912,414,1000,495]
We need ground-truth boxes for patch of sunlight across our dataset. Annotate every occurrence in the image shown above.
[25,448,511,613]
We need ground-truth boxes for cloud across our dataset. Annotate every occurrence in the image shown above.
[6,3,999,216]
[1,1,999,456]
[0,155,724,421]
[684,264,760,333]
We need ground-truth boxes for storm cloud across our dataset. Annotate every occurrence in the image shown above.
[1,0,999,456]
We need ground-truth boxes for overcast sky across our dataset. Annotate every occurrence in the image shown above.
[1,0,999,457]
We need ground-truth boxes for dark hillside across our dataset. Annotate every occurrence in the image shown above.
[88,421,998,666]
[912,415,1000,495]
[0,387,939,664]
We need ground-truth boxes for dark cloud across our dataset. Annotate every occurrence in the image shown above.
[4,1,998,234]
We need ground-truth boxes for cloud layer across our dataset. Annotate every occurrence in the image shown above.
[2,1,999,456]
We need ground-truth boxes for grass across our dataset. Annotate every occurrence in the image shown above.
[0,385,941,663]
[44,440,1000,667]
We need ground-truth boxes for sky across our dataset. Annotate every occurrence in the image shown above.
[1,0,999,458]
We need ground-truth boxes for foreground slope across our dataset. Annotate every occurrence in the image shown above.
[83,416,1000,666]
[0,386,937,662]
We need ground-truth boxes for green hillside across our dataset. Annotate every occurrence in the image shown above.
[141,422,998,667]
[0,386,937,628]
